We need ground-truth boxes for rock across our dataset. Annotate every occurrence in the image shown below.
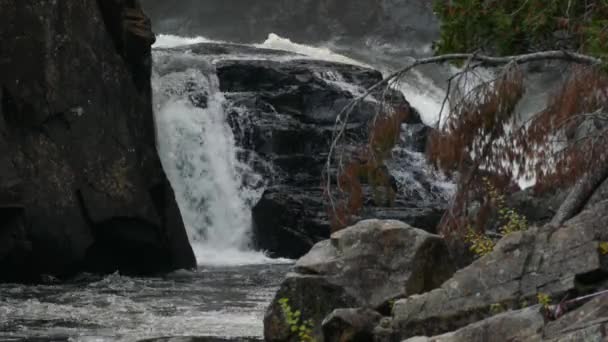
[390,200,608,340]
[265,274,358,342]
[264,219,456,342]
[543,294,608,341]
[586,177,608,209]
[0,0,195,282]
[402,306,545,342]
[322,308,382,342]
[296,220,456,308]
[464,185,566,239]
[402,294,608,341]
[252,187,329,259]
[507,188,566,226]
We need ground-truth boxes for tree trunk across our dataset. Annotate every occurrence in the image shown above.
[551,159,608,226]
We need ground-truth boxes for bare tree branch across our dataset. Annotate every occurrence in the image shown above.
[324,49,603,224]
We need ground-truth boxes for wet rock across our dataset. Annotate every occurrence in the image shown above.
[264,219,456,342]
[0,0,195,281]
[391,200,608,340]
[252,187,328,259]
[322,308,382,342]
[155,42,451,259]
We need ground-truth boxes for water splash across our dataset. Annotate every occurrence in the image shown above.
[153,34,217,48]
[256,33,372,67]
[152,62,286,266]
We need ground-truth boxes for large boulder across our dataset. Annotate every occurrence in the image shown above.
[0,0,195,282]
[264,219,456,342]
[390,200,608,340]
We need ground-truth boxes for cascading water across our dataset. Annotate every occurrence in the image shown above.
[152,53,274,266]
[151,35,455,264]
[0,32,458,342]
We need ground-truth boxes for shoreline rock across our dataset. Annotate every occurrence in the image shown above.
[264,219,455,342]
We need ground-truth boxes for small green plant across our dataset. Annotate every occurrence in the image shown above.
[465,179,530,257]
[278,298,315,342]
[465,227,496,257]
[537,292,552,309]
[484,178,529,236]
[489,303,506,314]
[599,242,608,255]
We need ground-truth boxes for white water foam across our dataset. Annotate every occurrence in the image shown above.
[152,64,289,266]
[396,72,446,126]
[257,34,448,125]
[0,266,288,341]
[155,33,446,125]
[256,33,372,68]
[153,34,218,48]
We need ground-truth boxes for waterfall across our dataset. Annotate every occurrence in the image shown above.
[150,34,454,266]
[152,55,278,266]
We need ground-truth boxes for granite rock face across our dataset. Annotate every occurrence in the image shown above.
[390,200,608,340]
[0,0,195,282]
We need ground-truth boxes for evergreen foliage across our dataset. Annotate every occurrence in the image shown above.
[429,0,608,240]
[434,0,608,58]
